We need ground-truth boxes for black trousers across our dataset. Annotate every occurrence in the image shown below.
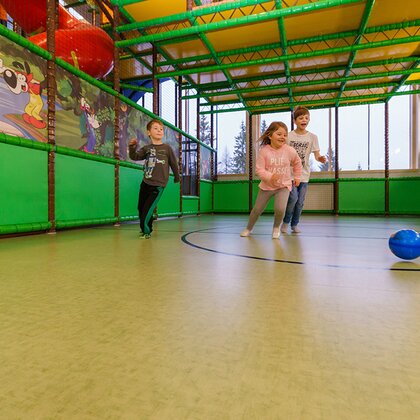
[138,181,164,234]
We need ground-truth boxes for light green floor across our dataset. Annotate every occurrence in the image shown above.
[0,215,419,419]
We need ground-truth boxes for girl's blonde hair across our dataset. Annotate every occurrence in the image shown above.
[259,121,288,146]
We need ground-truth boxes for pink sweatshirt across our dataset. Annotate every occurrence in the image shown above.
[256,144,302,191]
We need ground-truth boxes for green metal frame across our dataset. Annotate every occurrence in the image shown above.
[85,1,420,115]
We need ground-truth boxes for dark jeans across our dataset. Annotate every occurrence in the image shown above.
[138,181,164,234]
[283,182,309,227]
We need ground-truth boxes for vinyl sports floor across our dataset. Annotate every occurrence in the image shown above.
[1,214,419,419]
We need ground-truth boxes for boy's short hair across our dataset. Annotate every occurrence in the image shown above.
[293,106,310,120]
[146,119,164,131]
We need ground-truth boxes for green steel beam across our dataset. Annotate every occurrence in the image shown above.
[117,0,275,32]
[116,0,365,47]
[336,0,376,106]
[197,81,402,106]
[182,67,420,100]
[385,59,420,103]
[181,56,419,92]
[155,35,420,78]
[156,20,420,69]
[120,50,152,61]
[275,0,293,107]
[111,0,147,6]
[115,3,199,91]
[198,87,420,115]
[102,2,154,74]
[188,14,248,112]
[103,81,153,92]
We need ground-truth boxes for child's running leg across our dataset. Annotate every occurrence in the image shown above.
[138,182,148,233]
[272,188,290,238]
[240,190,274,236]
[282,185,298,225]
[139,184,164,236]
[291,182,309,231]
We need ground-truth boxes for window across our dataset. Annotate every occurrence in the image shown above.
[216,110,246,174]
[338,105,369,171]
[368,103,385,170]
[306,108,332,172]
[389,94,410,169]
[182,137,198,196]
[161,80,176,126]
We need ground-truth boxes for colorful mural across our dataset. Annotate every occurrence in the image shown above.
[0,34,181,163]
[0,36,47,141]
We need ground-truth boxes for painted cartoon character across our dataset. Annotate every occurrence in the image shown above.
[80,96,100,153]
[0,58,46,129]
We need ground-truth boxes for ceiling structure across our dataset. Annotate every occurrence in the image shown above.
[107,0,420,115]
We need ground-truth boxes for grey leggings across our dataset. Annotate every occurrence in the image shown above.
[246,188,290,231]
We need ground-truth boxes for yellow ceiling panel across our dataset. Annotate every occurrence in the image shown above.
[355,42,420,63]
[243,89,289,98]
[206,21,280,52]
[294,82,341,92]
[284,3,366,40]
[407,71,420,82]
[162,39,210,59]
[209,94,240,103]
[188,71,228,85]
[197,2,277,24]
[125,0,187,21]
[289,52,350,71]
[366,0,420,27]
[228,62,285,78]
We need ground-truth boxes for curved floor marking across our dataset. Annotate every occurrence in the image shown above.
[181,228,420,272]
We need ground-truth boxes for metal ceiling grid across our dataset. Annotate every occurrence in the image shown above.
[110,0,420,115]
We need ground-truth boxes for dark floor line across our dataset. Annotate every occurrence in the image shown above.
[181,229,420,272]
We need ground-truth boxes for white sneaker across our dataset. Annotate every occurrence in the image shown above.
[240,229,251,237]
[272,228,280,239]
[291,226,301,233]
[280,223,288,233]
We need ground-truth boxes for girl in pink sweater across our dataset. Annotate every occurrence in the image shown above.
[240,121,303,239]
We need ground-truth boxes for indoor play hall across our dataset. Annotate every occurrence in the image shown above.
[0,1,419,419]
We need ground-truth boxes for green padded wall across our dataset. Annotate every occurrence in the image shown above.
[214,181,249,213]
[0,142,48,225]
[338,179,385,214]
[389,178,420,214]
[55,154,115,222]
[119,166,143,218]
[156,176,181,215]
[182,196,199,214]
[200,180,213,213]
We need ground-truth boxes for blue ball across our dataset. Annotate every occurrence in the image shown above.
[388,229,420,260]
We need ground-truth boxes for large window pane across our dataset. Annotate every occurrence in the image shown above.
[161,80,176,126]
[216,111,246,174]
[389,95,410,170]
[369,103,385,170]
[339,105,368,170]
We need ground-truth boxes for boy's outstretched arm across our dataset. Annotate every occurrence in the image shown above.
[128,139,146,161]
[314,150,327,164]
